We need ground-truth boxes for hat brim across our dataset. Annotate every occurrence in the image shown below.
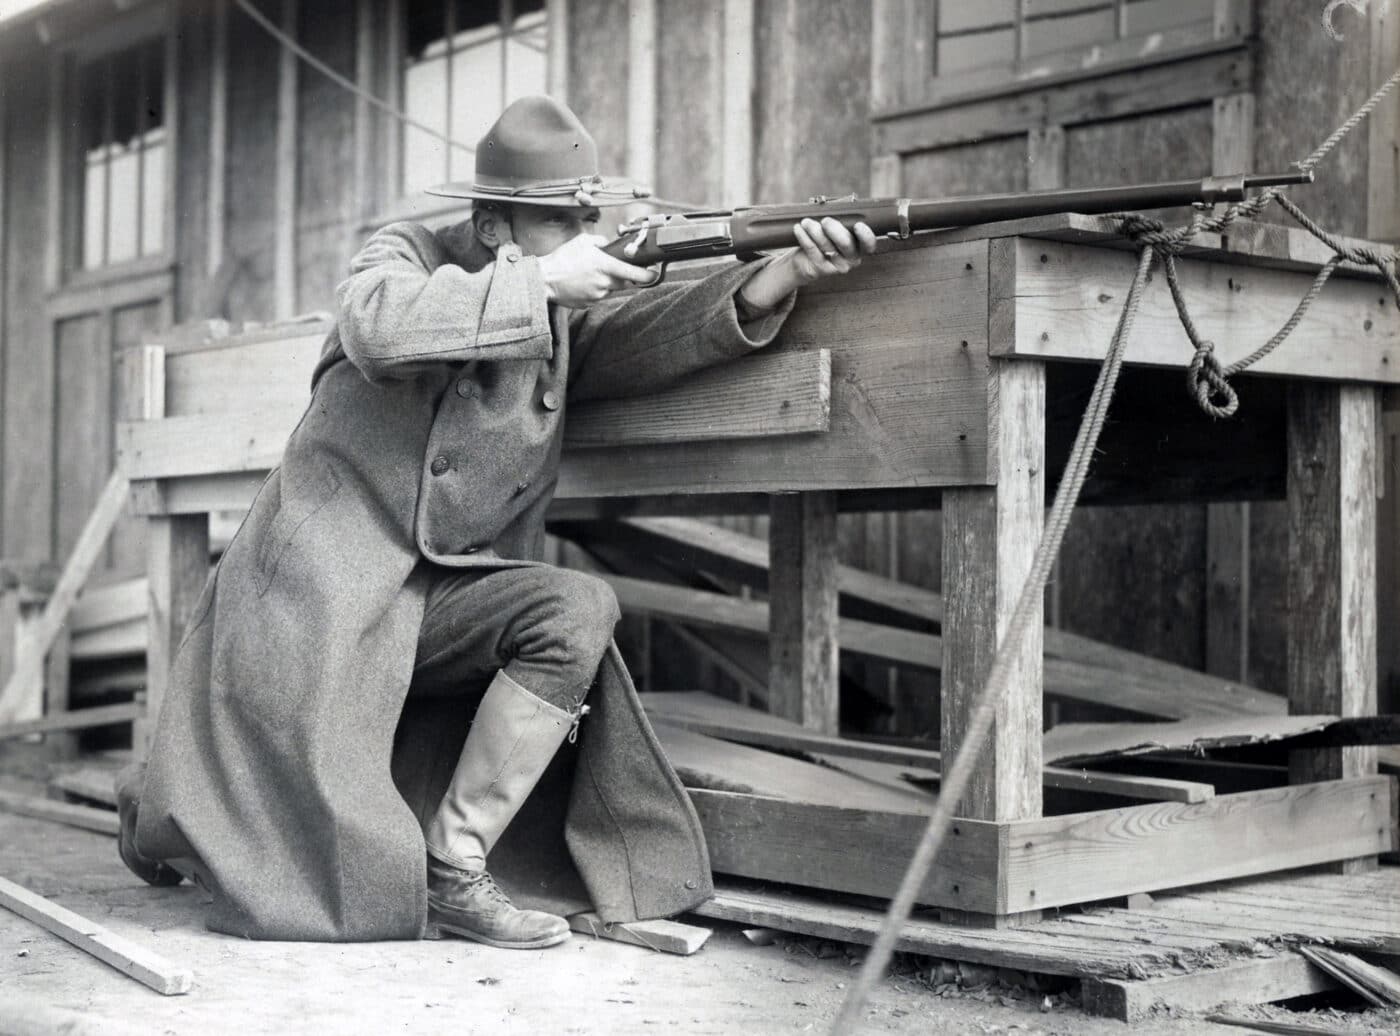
[423,176,647,207]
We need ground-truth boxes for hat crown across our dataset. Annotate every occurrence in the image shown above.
[475,95,599,188]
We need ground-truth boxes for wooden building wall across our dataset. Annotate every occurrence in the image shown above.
[0,0,1396,719]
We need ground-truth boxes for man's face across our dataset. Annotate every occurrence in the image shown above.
[507,204,602,257]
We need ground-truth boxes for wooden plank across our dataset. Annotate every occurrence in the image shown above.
[998,238,1400,383]
[0,472,129,719]
[50,767,120,807]
[694,881,1176,979]
[568,911,710,955]
[1288,384,1379,788]
[0,704,145,742]
[768,492,839,733]
[1369,0,1400,242]
[559,516,1286,717]
[129,472,265,517]
[564,350,830,448]
[1297,945,1400,1006]
[0,874,191,995]
[654,721,932,812]
[643,692,1215,803]
[70,578,146,634]
[118,408,299,479]
[688,788,1002,912]
[556,239,993,496]
[607,576,1277,719]
[998,777,1396,913]
[162,331,321,415]
[140,515,209,757]
[207,0,227,277]
[941,336,1044,821]
[1041,715,1339,765]
[1080,953,1334,1022]
[0,789,118,836]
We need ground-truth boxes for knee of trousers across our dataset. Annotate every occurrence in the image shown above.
[510,571,620,692]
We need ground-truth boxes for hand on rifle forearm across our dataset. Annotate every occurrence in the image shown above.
[737,217,879,313]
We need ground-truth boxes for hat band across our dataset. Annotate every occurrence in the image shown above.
[472,174,650,203]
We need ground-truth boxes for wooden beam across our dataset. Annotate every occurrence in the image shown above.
[568,911,710,955]
[995,237,1400,382]
[0,789,119,836]
[0,703,144,741]
[565,349,830,448]
[942,311,1045,822]
[643,692,1215,804]
[140,516,209,758]
[546,0,569,104]
[274,0,298,318]
[999,777,1394,913]
[1368,0,1400,243]
[1287,384,1380,789]
[768,492,839,733]
[0,472,129,722]
[0,875,191,995]
[1081,953,1333,1023]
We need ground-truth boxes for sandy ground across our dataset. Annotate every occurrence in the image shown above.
[1,798,1397,1035]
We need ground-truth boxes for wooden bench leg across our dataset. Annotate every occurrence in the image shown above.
[42,626,76,762]
[941,359,1045,926]
[768,491,839,734]
[1287,383,1380,873]
[137,515,209,759]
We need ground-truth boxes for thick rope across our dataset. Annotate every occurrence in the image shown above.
[832,61,1400,1036]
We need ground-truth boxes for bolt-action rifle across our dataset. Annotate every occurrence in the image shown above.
[601,171,1313,276]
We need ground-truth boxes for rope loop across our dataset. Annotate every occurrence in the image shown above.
[1186,341,1239,418]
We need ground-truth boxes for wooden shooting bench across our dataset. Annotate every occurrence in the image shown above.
[111,214,1398,925]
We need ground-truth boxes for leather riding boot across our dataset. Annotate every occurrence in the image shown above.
[424,670,577,949]
[115,764,185,887]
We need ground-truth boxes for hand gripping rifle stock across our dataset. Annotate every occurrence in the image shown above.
[601,171,1312,276]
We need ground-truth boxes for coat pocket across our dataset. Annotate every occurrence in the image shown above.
[253,464,343,597]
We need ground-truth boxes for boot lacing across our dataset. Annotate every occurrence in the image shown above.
[465,869,513,906]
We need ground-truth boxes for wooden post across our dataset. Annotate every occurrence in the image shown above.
[941,355,1046,824]
[1286,383,1379,871]
[274,0,299,319]
[768,492,839,733]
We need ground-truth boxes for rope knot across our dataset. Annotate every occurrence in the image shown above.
[1186,341,1238,418]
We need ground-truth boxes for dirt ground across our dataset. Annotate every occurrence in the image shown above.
[1,789,1397,1035]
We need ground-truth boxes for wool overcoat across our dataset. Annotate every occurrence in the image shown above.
[133,221,794,941]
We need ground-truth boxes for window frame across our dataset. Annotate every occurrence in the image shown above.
[872,0,1253,122]
[52,2,177,292]
[360,0,559,231]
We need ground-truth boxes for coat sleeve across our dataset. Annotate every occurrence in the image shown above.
[335,222,554,382]
[565,258,796,403]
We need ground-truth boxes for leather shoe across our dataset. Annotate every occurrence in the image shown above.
[425,854,569,949]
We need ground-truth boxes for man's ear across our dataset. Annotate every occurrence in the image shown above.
[472,207,513,250]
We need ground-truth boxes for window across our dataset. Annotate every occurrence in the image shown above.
[400,0,549,196]
[932,0,1215,83]
[75,34,167,271]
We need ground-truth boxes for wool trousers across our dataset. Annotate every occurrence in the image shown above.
[411,564,621,710]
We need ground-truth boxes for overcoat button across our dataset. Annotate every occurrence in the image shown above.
[455,379,475,399]
[684,879,698,890]
[506,253,519,263]
[515,480,530,495]
[541,390,561,411]
[463,545,479,554]
[430,456,450,476]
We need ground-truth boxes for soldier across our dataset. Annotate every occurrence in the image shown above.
[119,95,875,949]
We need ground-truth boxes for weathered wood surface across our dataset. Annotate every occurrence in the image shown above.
[1041,715,1338,766]
[0,874,191,996]
[998,777,1395,913]
[558,240,993,495]
[1288,383,1380,788]
[565,349,830,448]
[1080,954,1333,1023]
[0,790,119,837]
[644,691,1215,803]
[0,704,144,742]
[942,345,1044,822]
[997,237,1400,383]
[568,911,711,956]
[767,492,839,732]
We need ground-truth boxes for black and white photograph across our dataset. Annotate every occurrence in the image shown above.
[0,0,1398,1032]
